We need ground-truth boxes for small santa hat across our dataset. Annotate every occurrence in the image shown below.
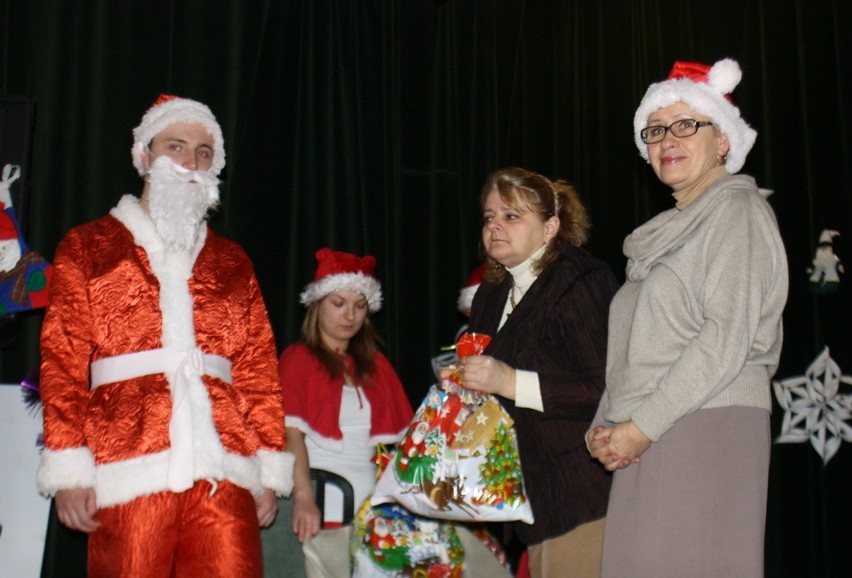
[818,229,840,247]
[300,248,383,312]
[131,94,226,177]
[457,264,486,313]
[634,58,757,174]
[0,209,18,241]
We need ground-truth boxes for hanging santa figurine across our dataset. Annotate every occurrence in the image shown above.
[807,229,843,295]
[0,164,52,314]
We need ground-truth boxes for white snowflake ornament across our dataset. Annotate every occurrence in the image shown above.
[772,347,852,464]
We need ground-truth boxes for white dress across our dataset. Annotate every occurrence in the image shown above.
[305,384,376,524]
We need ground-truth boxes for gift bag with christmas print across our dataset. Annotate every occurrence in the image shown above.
[371,333,534,523]
[350,500,465,578]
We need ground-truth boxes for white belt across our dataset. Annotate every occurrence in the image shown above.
[90,348,233,492]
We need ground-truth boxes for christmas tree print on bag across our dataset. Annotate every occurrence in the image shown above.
[371,333,534,523]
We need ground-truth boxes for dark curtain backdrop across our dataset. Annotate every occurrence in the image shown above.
[2,1,850,576]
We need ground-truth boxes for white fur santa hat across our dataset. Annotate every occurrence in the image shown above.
[633,58,757,174]
[457,264,485,313]
[300,248,383,312]
[131,94,226,177]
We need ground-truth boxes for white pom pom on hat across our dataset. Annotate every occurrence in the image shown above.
[131,94,226,177]
[633,58,757,174]
[706,58,742,94]
[299,248,383,312]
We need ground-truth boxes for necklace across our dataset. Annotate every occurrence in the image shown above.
[509,284,518,310]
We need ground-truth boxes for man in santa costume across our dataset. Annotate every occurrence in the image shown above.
[36,95,293,577]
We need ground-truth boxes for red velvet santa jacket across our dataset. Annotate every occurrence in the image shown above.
[37,195,293,508]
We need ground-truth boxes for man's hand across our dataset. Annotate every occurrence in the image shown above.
[55,487,100,533]
[255,488,278,528]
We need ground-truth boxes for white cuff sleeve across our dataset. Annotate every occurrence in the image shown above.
[514,369,544,412]
[258,449,296,497]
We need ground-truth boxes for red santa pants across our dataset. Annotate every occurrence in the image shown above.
[88,480,262,578]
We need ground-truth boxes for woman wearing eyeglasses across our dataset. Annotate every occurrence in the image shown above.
[588,59,788,577]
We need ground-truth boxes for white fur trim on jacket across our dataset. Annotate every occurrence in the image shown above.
[73,449,289,508]
[36,447,96,497]
[284,415,406,455]
[258,449,295,497]
[633,58,757,174]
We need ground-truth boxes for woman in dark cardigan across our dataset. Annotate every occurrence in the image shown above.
[458,167,618,577]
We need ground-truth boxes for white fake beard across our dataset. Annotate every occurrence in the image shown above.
[0,239,22,272]
[144,156,220,253]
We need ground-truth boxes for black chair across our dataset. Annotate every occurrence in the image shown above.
[310,468,355,526]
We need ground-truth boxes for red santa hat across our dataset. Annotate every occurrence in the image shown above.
[131,94,226,177]
[457,264,485,313]
[0,208,19,241]
[300,248,383,312]
[633,58,757,174]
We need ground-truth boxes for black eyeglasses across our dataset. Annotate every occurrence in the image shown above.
[640,119,714,144]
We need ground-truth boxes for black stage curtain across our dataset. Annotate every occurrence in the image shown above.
[2,1,850,575]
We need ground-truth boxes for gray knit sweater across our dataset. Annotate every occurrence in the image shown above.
[592,174,788,442]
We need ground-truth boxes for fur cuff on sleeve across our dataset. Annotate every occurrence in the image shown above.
[36,447,96,497]
[257,449,295,497]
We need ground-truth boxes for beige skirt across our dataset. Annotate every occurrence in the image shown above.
[601,406,770,578]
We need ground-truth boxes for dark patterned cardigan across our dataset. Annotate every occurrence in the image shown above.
[468,244,619,545]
